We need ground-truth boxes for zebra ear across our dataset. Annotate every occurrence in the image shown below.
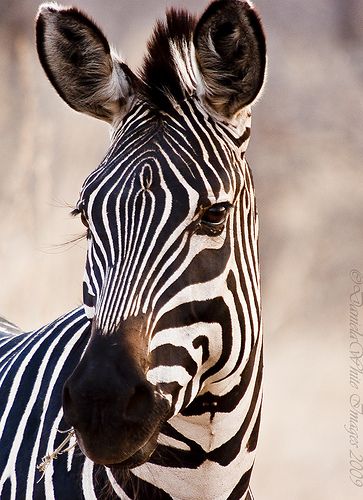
[194,0,266,119]
[36,3,136,123]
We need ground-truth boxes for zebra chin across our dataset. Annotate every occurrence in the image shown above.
[74,425,161,468]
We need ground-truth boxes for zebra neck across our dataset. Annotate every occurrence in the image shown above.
[127,335,262,499]
[129,406,259,499]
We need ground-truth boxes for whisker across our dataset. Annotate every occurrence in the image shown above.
[37,233,88,255]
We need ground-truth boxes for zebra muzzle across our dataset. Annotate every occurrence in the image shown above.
[62,330,169,466]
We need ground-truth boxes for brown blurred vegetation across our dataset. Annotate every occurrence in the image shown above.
[0,1,362,499]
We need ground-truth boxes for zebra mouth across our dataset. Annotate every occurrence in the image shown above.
[72,393,170,469]
[75,427,159,469]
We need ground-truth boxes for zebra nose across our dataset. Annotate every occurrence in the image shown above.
[62,324,155,436]
[62,367,154,431]
[60,331,166,467]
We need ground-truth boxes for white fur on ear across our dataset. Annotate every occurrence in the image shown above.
[37,2,64,16]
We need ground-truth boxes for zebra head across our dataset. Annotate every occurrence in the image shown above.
[36,0,266,469]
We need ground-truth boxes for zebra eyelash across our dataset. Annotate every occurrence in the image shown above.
[70,208,80,217]
[70,207,91,238]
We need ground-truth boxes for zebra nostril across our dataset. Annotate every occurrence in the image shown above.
[125,383,154,422]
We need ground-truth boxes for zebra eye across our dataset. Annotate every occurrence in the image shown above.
[201,203,231,227]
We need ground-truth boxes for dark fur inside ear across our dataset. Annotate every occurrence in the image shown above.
[36,4,136,122]
[194,0,266,118]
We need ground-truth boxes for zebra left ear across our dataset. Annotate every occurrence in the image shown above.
[194,0,266,119]
[36,3,137,123]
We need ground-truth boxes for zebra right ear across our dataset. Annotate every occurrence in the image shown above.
[36,3,137,124]
[194,0,266,120]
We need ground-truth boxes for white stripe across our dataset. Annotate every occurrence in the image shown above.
[82,459,98,500]
[105,468,132,499]
[26,319,88,498]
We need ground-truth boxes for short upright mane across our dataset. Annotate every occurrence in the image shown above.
[138,9,198,112]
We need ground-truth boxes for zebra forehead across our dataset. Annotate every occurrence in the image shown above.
[78,124,240,208]
[80,161,232,216]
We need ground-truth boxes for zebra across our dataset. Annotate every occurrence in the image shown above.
[0,0,266,498]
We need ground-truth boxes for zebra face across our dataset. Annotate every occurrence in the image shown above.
[37,0,266,468]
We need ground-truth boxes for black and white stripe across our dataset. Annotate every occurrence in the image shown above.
[0,1,266,498]
[0,308,90,499]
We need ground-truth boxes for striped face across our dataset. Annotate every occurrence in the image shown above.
[79,101,252,336]
[65,99,260,464]
[37,0,265,470]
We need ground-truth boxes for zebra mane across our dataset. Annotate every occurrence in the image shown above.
[138,9,198,112]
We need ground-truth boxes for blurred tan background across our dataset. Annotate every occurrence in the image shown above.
[1,1,362,499]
